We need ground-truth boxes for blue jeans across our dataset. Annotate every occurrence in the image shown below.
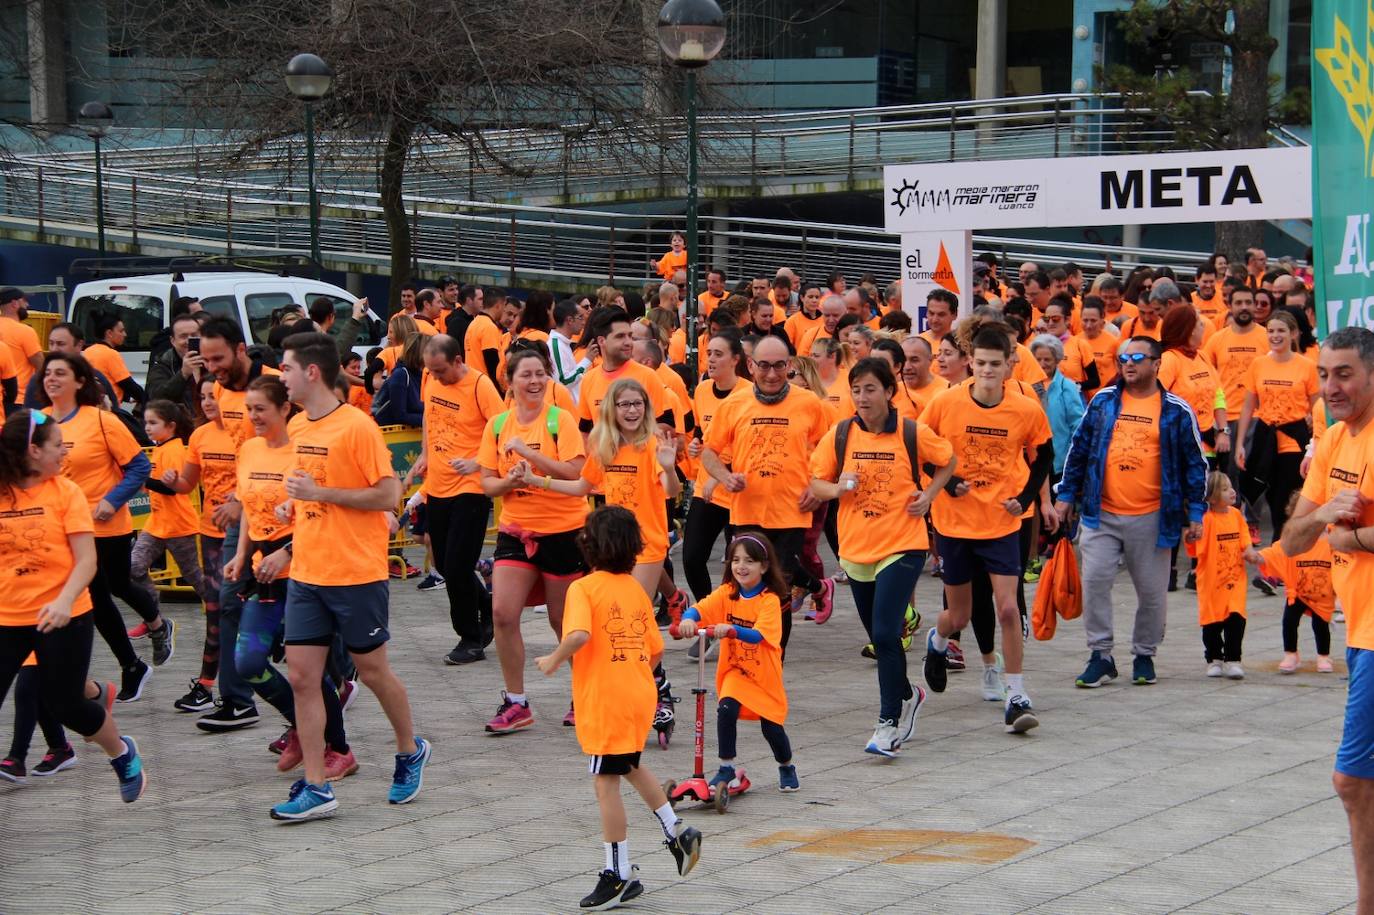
[216,523,254,709]
[848,551,925,722]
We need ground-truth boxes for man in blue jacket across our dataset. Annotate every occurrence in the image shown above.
[1054,336,1207,688]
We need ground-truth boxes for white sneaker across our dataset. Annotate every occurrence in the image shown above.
[1206,661,1224,678]
[1224,661,1245,680]
[981,664,1006,702]
[897,686,926,744]
[864,720,901,758]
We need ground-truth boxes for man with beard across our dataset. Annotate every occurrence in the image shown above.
[1202,287,1264,491]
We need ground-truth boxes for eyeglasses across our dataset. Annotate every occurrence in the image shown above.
[786,370,800,379]
[614,400,645,410]
[1117,352,1155,365]
[27,409,49,445]
[754,360,789,374]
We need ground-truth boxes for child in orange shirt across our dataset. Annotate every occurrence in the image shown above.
[1186,473,1263,679]
[537,506,703,910]
[676,532,799,793]
[1258,492,1336,674]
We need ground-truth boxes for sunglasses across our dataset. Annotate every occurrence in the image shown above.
[786,370,800,379]
[27,409,49,445]
[1117,352,1155,365]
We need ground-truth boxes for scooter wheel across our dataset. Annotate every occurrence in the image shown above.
[713,782,729,814]
[658,729,671,749]
[663,779,678,806]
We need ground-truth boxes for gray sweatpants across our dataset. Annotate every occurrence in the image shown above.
[1079,509,1170,658]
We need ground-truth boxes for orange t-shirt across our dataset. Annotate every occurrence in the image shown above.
[798,324,833,356]
[1104,301,1140,323]
[82,342,132,387]
[919,385,1051,540]
[1258,536,1335,623]
[656,363,692,427]
[693,379,748,510]
[697,290,726,318]
[213,366,282,453]
[0,316,41,390]
[822,374,854,419]
[1302,420,1374,650]
[563,570,663,755]
[378,345,402,375]
[1245,354,1318,454]
[424,370,505,499]
[1159,350,1223,433]
[236,436,296,544]
[703,386,832,530]
[0,475,94,626]
[1011,343,1048,386]
[1185,506,1251,625]
[1201,325,1265,414]
[145,437,199,539]
[656,249,687,280]
[464,313,504,377]
[1100,390,1163,516]
[667,328,687,366]
[49,405,142,537]
[905,376,949,416]
[577,360,672,430]
[478,405,588,535]
[1063,332,1118,398]
[811,416,954,562]
[286,404,395,586]
[581,440,670,563]
[1192,293,1227,328]
[187,421,239,537]
[784,311,823,350]
[693,584,787,723]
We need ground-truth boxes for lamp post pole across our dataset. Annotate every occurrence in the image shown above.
[93,132,106,258]
[80,101,113,258]
[685,69,700,382]
[285,53,333,274]
[305,101,320,267]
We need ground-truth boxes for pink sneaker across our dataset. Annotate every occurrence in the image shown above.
[1318,655,1334,673]
[324,748,359,780]
[338,679,360,713]
[810,578,836,624]
[1278,652,1300,674]
[563,704,576,727]
[485,692,533,734]
[127,622,149,639]
[276,729,302,772]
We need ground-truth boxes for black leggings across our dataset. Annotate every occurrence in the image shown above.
[0,615,107,739]
[716,697,791,764]
[683,498,731,602]
[1202,612,1246,662]
[427,493,493,645]
[8,666,67,760]
[1264,452,1305,543]
[1282,599,1332,654]
[90,533,160,670]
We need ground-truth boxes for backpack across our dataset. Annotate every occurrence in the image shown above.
[833,416,921,486]
[491,405,563,441]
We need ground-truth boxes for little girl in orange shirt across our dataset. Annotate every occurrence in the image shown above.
[1187,473,1264,679]
[677,532,799,793]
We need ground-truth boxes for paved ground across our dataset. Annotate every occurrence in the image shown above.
[0,548,1358,914]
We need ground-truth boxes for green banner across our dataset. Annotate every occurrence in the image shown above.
[1314,3,1374,335]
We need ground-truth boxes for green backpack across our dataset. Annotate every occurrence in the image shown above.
[492,405,564,441]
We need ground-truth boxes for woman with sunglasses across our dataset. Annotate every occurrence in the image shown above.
[0,409,148,801]
[39,352,169,703]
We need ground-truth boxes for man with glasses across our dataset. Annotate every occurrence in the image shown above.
[701,336,835,649]
[1054,337,1207,689]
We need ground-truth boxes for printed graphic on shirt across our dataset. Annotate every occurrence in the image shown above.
[1296,558,1333,603]
[293,446,330,523]
[744,417,793,480]
[850,450,897,519]
[1214,530,1244,592]
[0,512,54,566]
[603,600,652,663]
[1107,411,1156,474]
[958,424,1013,488]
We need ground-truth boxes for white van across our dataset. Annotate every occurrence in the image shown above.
[67,257,383,378]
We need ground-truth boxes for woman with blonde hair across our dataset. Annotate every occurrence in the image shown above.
[595,285,623,309]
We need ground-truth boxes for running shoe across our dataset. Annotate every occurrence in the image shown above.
[117,661,152,703]
[945,641,966,671]
[1318,655,1335,673]
[32,745,76,776]
[0,756,25,783]
[1279,652,1300,674]
[580,867,642,911]
[444,643,484,665]
[665,825,702,876]
[982,661,1007,702]
[810,578,836,624]
[1336,608,1347,623]
[789,586,808,615]
[415,571,446,591]
[1252,575,1277,597]
[324,748,360,781]
[1223,661,1245,680]
[94,680,116,718]
[1185,570,1197,590]
[1075,650,1118,688]
[127,622,149,639]
[833,568,848,584]
[864,719,901,757]
[897,685,927,744]
[1206,660,1224,678]
[195,703,260,731]
[388,736,431,804]
[269,727,293,755]
[860,643,877,660]
[1004,697,1039,734]
[485,692,532,734]
[338,679,360,713]
[707,765,739,790]
[1132,656,1157,685]
[922,629,948,693]
[270,779,337,822]
[148,619,175,666]
[1023,566,1041,584]
[110,736,146,803]
[276,729,303,772]
[563,705,576,727]
[778,764,800,792]
[174,680,215,713]
[476,558,494,592]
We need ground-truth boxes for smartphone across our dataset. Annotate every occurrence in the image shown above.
[188,336,201,353]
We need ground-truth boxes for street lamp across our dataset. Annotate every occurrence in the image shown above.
[657,0,724,385]
[285,53,333,269]
[79,101,114,258]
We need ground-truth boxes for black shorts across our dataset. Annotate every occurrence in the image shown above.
[935,530,1021,585]
[589,752,642,776]
[493,529,586,578]
[410,501,428,538]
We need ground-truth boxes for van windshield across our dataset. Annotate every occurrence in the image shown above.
[71,293,163,350]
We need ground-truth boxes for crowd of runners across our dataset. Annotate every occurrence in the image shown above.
[3,241,1374,910]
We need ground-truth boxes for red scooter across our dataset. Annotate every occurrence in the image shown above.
[663,629,750,813]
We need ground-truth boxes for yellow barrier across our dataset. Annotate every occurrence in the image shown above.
[21,310,62,345]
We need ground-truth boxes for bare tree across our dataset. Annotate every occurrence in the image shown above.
[111,0,676,309]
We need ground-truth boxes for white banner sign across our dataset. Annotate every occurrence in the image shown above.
[900,231,972,329]
[884,147,1312,233]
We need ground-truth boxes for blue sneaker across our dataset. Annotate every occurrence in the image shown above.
[1132,655,1158,685]
[707,764,737,790]
[109,736,146,803]
[389,736,431,804]
[270,779,337,821]
[1075,650,1118,688]
[778,764,800,792]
